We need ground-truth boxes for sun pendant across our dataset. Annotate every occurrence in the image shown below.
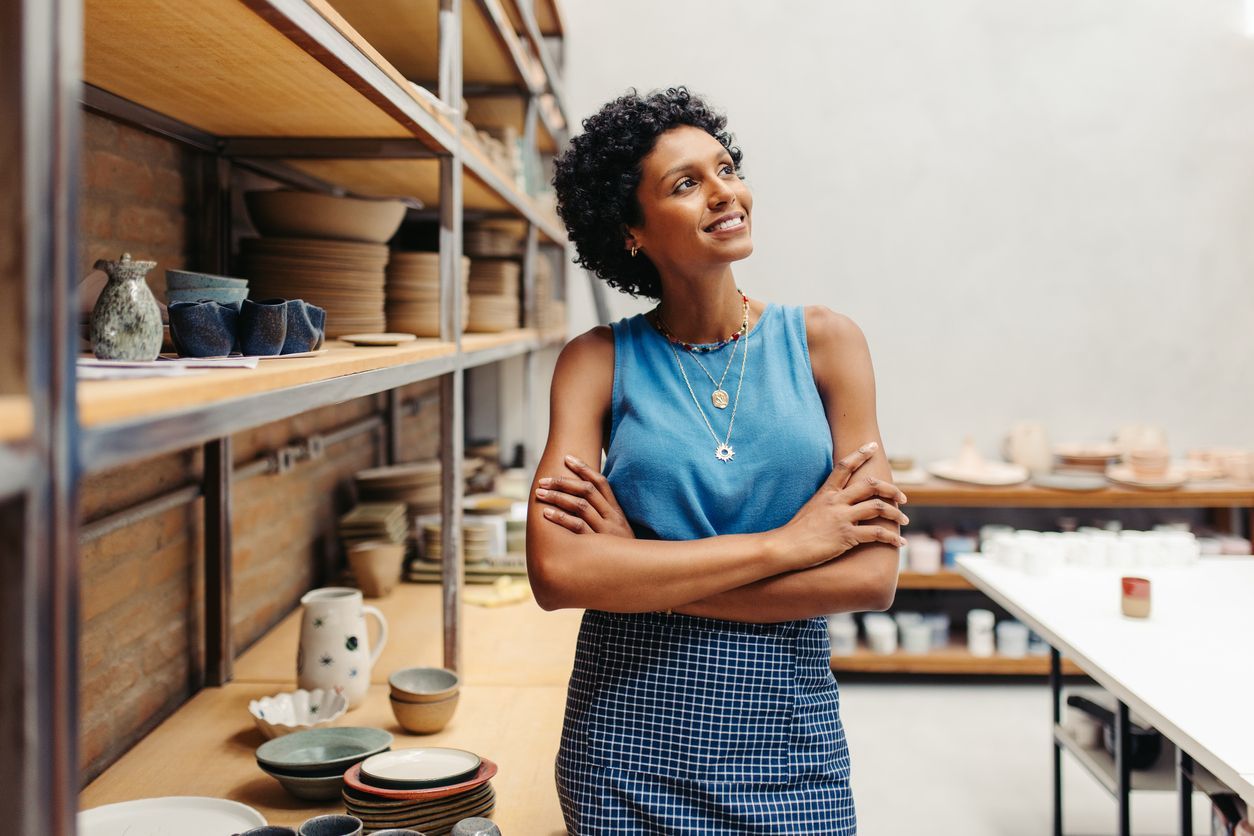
[715,443,735,462]
[712,389,729,409]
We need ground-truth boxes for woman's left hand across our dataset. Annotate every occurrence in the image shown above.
[535,455,635,538]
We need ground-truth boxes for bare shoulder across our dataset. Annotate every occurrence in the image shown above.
[803,305,870,363]
[550,325,615,409]
[556,324,614,374]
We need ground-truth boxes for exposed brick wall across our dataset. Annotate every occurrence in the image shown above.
[0,5,24,393]
[77,113,449,782]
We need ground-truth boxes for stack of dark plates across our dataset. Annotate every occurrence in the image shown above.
[386,252,470,338]
[241,237,388,337]
[338,503,408,548]
[467,259,520,333]
[342,748,497,835]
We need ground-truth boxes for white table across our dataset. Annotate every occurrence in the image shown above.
[956,556,1254,836]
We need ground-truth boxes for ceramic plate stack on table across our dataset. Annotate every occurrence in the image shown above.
[240,236,390,338]
[386,252,471,338]
[339,503,408,549]
[357,462,443,519]
[1054,442,1121,475]
[342,749,498,835]
[466,259,521,333]
[421,519,492,563]
[255,726,393,802]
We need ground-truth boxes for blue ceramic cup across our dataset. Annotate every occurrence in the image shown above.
[298,815,362,836]
[280,299,326,354]
[167,300,241,358]
[236,828,298,836]
[238,298,289,357]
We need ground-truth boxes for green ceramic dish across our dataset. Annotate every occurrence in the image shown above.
[256,726,392,776]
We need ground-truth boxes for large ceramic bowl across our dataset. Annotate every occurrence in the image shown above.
[389,693,458,734]
[166,269,249,289]
[245,190,406,243]
[256,726,392,776]
[257,763,346,802]
[249,688,349,739]
[166,287,249,305]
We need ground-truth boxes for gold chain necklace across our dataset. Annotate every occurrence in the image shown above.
[653,294,748,408]
[666,322,750,462]
[686,338,739,409]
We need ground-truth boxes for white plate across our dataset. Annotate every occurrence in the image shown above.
[361,747,481,787]
[927,460,1029,486]
[79,797,265,835]
[1106,464,1188,490]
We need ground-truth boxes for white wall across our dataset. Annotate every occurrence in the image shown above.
[557,0,1254,464]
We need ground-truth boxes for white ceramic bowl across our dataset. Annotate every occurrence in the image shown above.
[248,688,349,739]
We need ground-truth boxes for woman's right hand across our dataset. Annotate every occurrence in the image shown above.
[771,441,910,570]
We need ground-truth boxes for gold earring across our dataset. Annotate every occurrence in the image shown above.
[630,245,638,258]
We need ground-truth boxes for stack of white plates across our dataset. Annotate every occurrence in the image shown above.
[467,259,520,333]
[241,237,388,337]
[385,252,470,338]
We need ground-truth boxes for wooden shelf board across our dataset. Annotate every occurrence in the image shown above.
[84,0,449,150]
[466,95,558,153]
[535,0,565,36]
[234,581,581,688]
[896,570,974,590]
[831,640,1085,676]
[77,340,457,429]
[79,681,569,831]
[330,0,527,88]
[0,395,33,443]
[900,477,1254,508]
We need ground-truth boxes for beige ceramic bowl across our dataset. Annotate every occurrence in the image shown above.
[390,692,459,734]
[245,190,406,243]
[1128,447,1170,479]
[388,666,460,703]
[348,541,406,599]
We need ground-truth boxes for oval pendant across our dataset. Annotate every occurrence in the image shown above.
[711,389,729,409]
[715,444,735,462]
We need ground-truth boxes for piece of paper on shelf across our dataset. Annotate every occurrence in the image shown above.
[77,362,209,380]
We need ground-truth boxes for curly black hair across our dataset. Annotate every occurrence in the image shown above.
[552,87,743,300]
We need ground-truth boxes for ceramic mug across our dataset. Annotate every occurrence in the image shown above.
[281,299,326,354]
[238,828,298,836]
[298,815,363,836]
[297,587,388,709]
[239,298,289,356]
[168,299,241,358]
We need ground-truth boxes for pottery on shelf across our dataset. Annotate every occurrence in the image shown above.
[168,300,241,358]
[238,298,289,356]
[90,253,163,361]
[928,437,1030,487]
[248,687,349,739]
[281,299,326,354]
[296,588,388,709]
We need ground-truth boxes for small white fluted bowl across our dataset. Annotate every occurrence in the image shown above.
[248,688,348,739]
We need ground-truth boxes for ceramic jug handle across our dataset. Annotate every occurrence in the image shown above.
[364,605,388,666]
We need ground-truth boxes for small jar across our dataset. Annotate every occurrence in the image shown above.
[967,609,995,657]
[995,621,1029,658]
[1121,576,1151,619]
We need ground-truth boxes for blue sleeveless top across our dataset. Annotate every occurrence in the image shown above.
[604,303,834,540]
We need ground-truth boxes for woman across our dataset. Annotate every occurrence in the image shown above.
[526,87,907,835]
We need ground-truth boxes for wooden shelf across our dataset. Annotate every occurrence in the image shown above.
[466,95,561,154]
[77,330,563,474]
[83,0,453,151]
[896,570,974,590]
[235,582,580,688]
[901,477,1254,508]
[79,681,569,831]
[831,640,1085,676]
[0,395,33,443]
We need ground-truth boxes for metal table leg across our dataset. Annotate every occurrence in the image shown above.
[1178,749,1194,836]
[1051,646,1063,836]
[1116,700,1132,836]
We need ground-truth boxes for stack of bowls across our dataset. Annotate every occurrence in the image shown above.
[357,462,443,519]
[385,252,470,338]
[341,748,497,833]
[389,668,460,734]
[421,520,492,564]
[165,268,249,306]
[255,727,392,802]
[465,260,520,333]
[339,503,408,549]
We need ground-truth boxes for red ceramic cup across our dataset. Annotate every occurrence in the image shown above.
[1121,576,1151,618]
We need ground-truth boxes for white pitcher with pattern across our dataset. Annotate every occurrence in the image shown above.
[297,587,388,709]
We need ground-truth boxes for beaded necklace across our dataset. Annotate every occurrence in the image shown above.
[653,290,749,353]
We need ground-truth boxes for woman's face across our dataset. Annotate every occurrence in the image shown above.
[627,125,753,275]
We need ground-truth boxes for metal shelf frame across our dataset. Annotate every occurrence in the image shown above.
[8,0,571,831]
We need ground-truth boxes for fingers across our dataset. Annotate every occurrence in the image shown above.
[853,525,908,548]
[562,455,622,513]
[536,484,604,531]
[841,474,909,506]
[849,498,910,527]
[541,506,590,534]
[538,474,611,519]
[827,441,881,490]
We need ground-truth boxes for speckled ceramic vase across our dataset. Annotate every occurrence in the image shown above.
[90,253,162,361]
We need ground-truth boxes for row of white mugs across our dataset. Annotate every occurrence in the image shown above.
[827,610,1037,657]
[981,528,1206,574]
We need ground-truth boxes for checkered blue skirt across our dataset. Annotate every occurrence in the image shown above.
[556,610,856,834]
